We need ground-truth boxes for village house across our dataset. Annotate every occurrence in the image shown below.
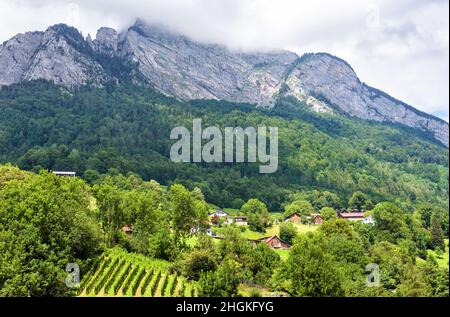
[213,234,291,250]
[225,216,248,226]
[252,235,291,250]
[338,211,365,221]
[208,210,228,218]
[284,212,302,223]
[209,210,229,225]
[52,171,76,177]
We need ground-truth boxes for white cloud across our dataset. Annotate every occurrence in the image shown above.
[1,0,448,121]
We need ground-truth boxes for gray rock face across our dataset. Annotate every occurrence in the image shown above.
[0,21,448,146]
[284,53,449,146]
[119,21,298,106]
[0,31,43,86]
[0,24,110,89]
[93,27,118,56]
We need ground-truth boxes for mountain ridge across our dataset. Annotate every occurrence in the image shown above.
[0,21,448,146]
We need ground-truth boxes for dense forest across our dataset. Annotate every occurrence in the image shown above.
[0,80,448,211]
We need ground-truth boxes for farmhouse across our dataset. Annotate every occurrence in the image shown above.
[209,209,228,218]
[53,171,76,177]
[284,212,301,223]
[226,216,248,226]
[338,211,365,221]
[254,235,291,250]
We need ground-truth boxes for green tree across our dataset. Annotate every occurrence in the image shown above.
[283,200,314,218]
[396,263,430,297]
[182,250,217,281]
[198,258,242,297]
[249,243,281,285]
[430,214,446,251]
[348,191,367,210]
[0,171,102,296]
[279,221,297,245]
[240,199,271,232]
[286,234,344,297]
[370,241,409,290]
[320,207,337,221]
[372,202,410,243]
[93,178,124,244]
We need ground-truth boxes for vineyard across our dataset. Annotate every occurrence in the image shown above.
[79,248,199,297]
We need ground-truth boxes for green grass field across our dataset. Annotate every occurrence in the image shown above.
[240,223,318,240]
[417,239,449,269]
[274,249,290,261]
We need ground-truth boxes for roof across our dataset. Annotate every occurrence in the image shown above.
[228,216,247,220]
[258,235,291,246]
[339,212,365,218]
[53,171,76,176]
[284,212,301,220]
[209,210,228,216]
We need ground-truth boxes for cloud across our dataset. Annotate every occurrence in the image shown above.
[1,0,448,121]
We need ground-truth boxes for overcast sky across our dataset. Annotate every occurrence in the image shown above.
[1,0,448,121]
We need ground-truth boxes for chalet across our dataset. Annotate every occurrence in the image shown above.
[53,171,76,177]
[284,212,301,223]
[255,235,291,250]
[226,216,248,226]
[121,225,134,235]
[338,211,365,221]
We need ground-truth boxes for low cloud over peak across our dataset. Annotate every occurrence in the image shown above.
[1,0,448,120]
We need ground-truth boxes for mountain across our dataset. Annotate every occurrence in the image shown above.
[0,20,448,146]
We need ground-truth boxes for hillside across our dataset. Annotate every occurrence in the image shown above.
[79,248,198,297]
[1,163,448,297]
[0,81,448,210]
[0,82,448,210]
[0,21,448,145]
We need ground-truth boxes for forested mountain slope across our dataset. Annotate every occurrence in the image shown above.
[0,81,447,210]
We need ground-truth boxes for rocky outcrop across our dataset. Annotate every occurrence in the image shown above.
[0,24,110,89]
[119,20,298,106]
[0,21,448,146]
[284,53,449,146]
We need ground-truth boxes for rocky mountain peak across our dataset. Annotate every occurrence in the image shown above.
[93,27,119,56]
[0,21,448,146]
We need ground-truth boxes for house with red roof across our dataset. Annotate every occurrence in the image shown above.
[338,211,365,221]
